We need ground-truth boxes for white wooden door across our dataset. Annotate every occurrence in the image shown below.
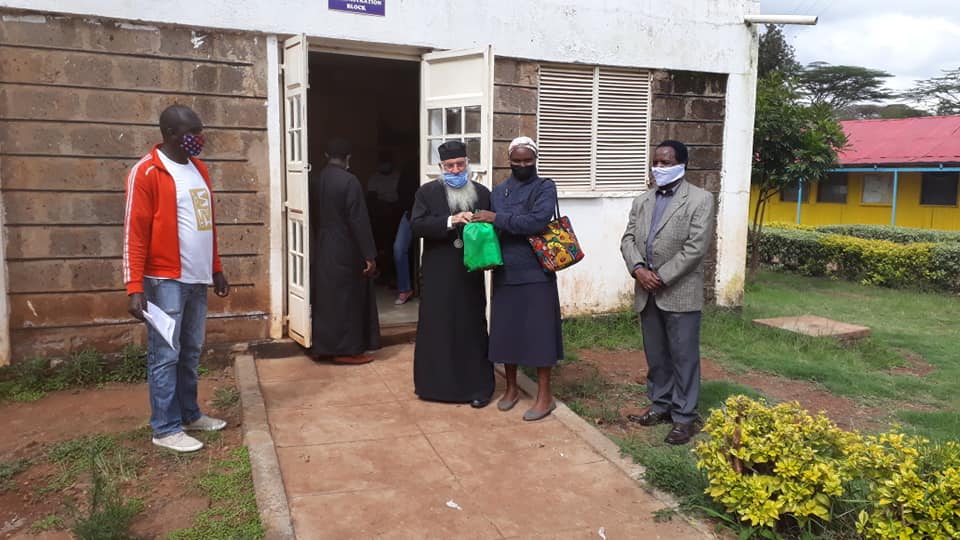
[420,46,494,188]
[283,35,311,347]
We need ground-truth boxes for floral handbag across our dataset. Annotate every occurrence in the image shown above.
[527,199,585,272]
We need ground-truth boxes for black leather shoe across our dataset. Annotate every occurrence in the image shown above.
[626,408,671,426]
[665,421,698,445]
[470,398,491,409]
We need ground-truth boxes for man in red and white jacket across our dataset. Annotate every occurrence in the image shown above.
[124,105,230,453]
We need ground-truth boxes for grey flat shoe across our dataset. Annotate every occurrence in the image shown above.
[522,401,557,422]
[497,394,520,412]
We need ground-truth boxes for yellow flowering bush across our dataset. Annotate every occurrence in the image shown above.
[694,396,859,528]
[852,435,960,540]
[695,396,960,538]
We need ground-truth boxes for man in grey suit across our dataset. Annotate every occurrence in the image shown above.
[620,140,715,445]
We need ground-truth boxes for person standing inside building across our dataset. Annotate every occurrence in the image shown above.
[309,138,381,364]
[410,141,494,407]
[124,105,230,453]
[473,136,563,421]
[393,159,419,305]
[620,140,715,445]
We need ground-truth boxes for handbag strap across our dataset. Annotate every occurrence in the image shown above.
[523,178,560,220]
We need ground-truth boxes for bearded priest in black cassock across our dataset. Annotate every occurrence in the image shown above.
[410,141,495,408]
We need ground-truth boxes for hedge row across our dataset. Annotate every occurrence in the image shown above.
[696,396,960,539]
[815,224,960,244]
[758,227,960,292]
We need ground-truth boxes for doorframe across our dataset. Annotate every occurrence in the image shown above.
[0,185,10,365]
[266,34,286,339]
[270,37,428,339]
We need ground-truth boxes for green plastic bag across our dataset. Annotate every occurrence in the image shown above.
[462,222,503,271]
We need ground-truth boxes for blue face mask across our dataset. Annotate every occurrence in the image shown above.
[443,171,469,189]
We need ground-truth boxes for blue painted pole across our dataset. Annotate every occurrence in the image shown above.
[891,170,899,226]
[795,179,803,225]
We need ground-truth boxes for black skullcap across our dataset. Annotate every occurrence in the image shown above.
[438,140,467,161]
[326,137,352,159]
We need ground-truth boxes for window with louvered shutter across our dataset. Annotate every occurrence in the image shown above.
[538,65,651,193]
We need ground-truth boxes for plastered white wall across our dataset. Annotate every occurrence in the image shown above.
[555,196,636,316]
[4,0,759,76]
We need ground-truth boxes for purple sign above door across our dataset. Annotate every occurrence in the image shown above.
[328,0,385,16]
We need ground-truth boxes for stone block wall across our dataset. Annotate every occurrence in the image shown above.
[492,59,538,185]
[493,58,727,303]
[650,70,727,302]
[0,12,271,360]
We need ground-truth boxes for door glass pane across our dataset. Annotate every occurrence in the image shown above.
[464,105,481,133]
[428,139,442,165]
[428,109,443,136]
[294,95,301,128]
[445,107,463,135]
[465,137,481,164]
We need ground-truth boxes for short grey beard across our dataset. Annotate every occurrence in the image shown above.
[443,179,478,214]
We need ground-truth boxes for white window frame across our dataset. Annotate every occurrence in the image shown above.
[861,173,894,205]
[537,64,652,198]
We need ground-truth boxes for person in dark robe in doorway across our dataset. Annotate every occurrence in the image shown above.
[410,140,495,407]
[308,138,381,364]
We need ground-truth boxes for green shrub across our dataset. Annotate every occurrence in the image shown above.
[696,396,960,539]
[757,228,960,292]
[819,234,933,287]
[694,396,859,529]
[756,228,830,276]
[851,435,960,540]
[816,224,960,244]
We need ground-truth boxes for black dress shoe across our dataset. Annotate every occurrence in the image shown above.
[470,398,491,409]
[665,421,698,445]
[626,408,671,426]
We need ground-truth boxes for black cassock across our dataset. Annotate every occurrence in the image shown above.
[309,163,380,356]
[410,180,495,402]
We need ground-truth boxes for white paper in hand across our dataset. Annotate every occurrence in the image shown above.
[143,301,177,349]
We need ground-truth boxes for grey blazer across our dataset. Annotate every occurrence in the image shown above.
[620,181,715,313]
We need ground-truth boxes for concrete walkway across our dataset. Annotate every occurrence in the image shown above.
[247,343,710,539]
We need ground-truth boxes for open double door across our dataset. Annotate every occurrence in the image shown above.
[281,35,494,347]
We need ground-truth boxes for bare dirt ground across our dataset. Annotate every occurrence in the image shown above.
[0,367,241,540]
[556,348,896,432]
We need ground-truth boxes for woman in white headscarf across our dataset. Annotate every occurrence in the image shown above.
[472,136,563,421]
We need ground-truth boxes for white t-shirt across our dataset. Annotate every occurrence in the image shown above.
[154,151,214,284]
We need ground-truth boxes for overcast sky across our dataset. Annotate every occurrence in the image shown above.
[759,0,959,93]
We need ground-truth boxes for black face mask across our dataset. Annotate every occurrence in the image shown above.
[511,164,537,181]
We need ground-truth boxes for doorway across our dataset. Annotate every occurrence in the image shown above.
[281,37,494,348]
[307,52,421,327]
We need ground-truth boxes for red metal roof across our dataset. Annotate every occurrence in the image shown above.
[838,116,960,165]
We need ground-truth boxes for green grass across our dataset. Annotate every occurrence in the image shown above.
[699,380,765,412]
[168,447,264,540]
[212,386,240,410]
[563,312,643,350]
[31,515,66,532]
[897,410,960,442]
[0,457,32,491]
[0,346,149,402]
[706,270,960,439]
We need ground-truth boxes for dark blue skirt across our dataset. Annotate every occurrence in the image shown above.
[489,280,564,367]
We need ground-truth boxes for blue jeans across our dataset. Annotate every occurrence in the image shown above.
[143,278,208,437]
[393,212,413,293]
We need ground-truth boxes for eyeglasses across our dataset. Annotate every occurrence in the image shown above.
[441,159,468,171]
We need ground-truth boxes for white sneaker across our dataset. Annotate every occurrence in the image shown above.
[152,431,204,453]
[183,414,227,432]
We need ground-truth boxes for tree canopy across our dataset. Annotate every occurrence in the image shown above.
[797,62,894,111]
[749,72,847,270]
[758,24,800,78]
[902,68,960,116]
